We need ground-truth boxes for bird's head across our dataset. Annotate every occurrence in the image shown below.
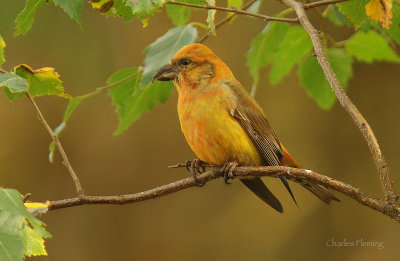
[152,43,233,91]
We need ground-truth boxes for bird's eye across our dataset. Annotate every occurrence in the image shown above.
[180,59,192,66]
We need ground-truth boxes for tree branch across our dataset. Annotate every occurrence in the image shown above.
[303,0,348,10]
[198,0,259,43]
[166,1,299,23]
[278,0,399,203]
[46,165,400,222]
[26,93,84,196]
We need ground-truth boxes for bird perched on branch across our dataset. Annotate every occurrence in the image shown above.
[153,43,339,212]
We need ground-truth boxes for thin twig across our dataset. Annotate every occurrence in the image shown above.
[166,1,299,23]
[303,0,348,10]
[0,68,7,73]
[46,165,400,223]
[198,0,259,43]
[78,67,143,99]
[26,93,84,196]
[279,0,398,203]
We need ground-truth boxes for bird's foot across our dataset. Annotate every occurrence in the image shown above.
[185,159,206,187]
[222,161,238,184]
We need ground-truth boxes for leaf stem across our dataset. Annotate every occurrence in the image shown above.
[190,22,209,30]
[78,67,143,100]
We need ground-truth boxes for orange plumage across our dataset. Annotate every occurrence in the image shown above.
[153,43,339,212]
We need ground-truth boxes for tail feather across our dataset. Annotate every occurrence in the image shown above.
[279,177,298,207]
[300,181,341,204]
[280,144,340,204]
[241,178,283,213]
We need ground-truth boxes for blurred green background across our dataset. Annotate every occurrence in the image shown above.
[1,1,400,260]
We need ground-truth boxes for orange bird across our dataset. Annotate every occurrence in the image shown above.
[153,43,339,212]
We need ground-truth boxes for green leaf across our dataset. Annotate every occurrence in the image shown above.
[247,22,290,88]
[14,64,72,98]
[269,26,313,85]
[64,97,83,122]
[166,0,202,26]
[112,0,134,21]
[328,4,351,27]
[53,0,85,26]
[0,234,25,261]
[167,4,190,26]
[246,0,262,14]
[48,97,82,163]
[337,0,369,28]
[388,3,400,43]
[141,25,198,87]
[227,0,243,13]
[345,30,400,63]
[127,0,166,27]
[108,67,173,135]
[0,73,29,93]
[298,48,353,109]
[0,188,51,259]
[14,0,46,36]
[0,35,5,67]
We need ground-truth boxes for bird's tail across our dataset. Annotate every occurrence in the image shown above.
[280,144,340,204]
[240,178,283,213]
[298,181,341,204]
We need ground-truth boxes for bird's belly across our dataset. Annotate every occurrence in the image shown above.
[179,106,263,166]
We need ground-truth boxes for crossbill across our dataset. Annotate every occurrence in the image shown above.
[153,43,339,212]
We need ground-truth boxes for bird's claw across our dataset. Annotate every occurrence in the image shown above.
[185,159,206,187]
[222,162,238,184]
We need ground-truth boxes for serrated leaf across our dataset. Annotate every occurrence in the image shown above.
[298,48,353,109]
[247,21,290,88]
[0,188,51,259]
[388,3,400,43]
[112,0,135,21]
[107,67,173,135]
[345,30,400,63]
[14,0,46,36]
[53,0,85,25]
[0,73,29,93]
[337,0,370,28]
[14,64,72,99]
[141,25,198,87]
[166,0,202,26]
[269,26,313,85]
[206,0,216,36]
[127,0,166,27]
[0,35,5,67]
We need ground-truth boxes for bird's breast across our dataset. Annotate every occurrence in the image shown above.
[177,86,263,166]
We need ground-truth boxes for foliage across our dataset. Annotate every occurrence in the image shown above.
[0,188,50,260]
[1,0,400,259]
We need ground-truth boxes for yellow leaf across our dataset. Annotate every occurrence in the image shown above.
[24,202,49,216]
[91,0,114,13]
[365,0,393,29]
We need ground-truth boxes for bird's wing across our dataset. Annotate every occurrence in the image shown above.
[232,104,283,166]
[231,103,297,205]
[231,92,339,205]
